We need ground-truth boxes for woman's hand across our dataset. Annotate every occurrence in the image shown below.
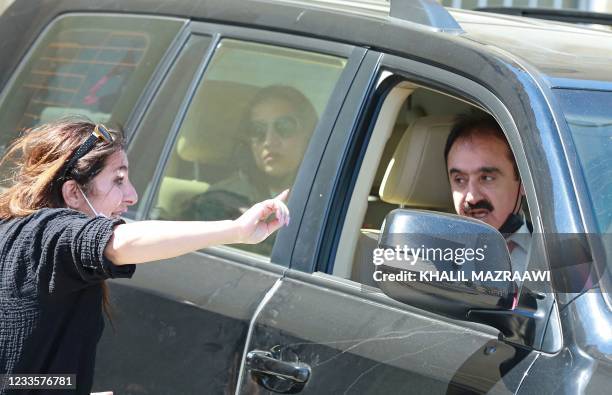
[235,189,290,244]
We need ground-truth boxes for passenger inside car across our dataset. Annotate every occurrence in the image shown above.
[177,85,317,222]
[172,85,317,255]
[445,112,532,275]
[333,83,532,287]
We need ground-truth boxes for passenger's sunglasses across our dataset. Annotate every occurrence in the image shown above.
[58,124,114,181]
[248,115,300,144]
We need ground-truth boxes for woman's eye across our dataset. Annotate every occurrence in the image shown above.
[275,116,299,138]
[248,122,268,143]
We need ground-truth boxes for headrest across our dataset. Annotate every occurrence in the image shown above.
[379,116,455,210]
[176,80,258,164]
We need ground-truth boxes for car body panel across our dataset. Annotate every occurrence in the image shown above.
[95,252,283,393]
[236,271,538,394]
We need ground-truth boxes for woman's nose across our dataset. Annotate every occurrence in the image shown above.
[261,127,281,146]
[124,180,138,206]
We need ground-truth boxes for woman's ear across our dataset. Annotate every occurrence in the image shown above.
[61,180,81,209]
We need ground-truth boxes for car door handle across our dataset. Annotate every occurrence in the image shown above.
[246,350,311,384]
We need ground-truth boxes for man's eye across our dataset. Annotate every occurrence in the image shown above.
[482,175,495,182]
[453,177,466,185]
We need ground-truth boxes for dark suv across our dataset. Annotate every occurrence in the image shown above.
[0,0,610,394]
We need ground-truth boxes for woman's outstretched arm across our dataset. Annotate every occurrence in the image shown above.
[105,190,290,265]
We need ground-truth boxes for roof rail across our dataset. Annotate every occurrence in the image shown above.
[476,7,612,27]
[277,0,463,33]
[389,0,463,33]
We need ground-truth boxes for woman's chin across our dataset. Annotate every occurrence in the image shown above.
[261,166,282,176]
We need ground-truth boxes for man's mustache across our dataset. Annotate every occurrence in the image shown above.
[463,200,494,213]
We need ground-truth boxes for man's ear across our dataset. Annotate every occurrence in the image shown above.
[61,180,81,209]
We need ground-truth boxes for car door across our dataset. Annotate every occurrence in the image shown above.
[234,49,562,394]
[91,21,366,394]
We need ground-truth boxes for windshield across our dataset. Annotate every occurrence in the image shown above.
[555,89,612,233]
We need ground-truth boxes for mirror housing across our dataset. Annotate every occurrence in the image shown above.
[375,209,517,320]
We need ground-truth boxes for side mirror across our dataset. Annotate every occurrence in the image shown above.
[375,209,517,321]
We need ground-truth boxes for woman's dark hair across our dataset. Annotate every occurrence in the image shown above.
[0,117,125,319]
[246,85,319,133]
[0,118,124,217]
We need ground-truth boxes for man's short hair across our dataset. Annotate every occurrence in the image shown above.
[444,112,519,180]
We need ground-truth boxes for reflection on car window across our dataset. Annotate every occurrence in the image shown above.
[126,35,212,220]
[555,89,612,233]
[0,13,183,174]
[151,39,347,257]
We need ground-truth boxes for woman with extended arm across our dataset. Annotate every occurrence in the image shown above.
[0,119,289,394]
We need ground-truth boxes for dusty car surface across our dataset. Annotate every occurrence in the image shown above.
[0,0,610,394]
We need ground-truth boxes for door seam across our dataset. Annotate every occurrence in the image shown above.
[235,278,284,394]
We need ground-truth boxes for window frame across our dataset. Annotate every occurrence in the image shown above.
[310,53,545,277]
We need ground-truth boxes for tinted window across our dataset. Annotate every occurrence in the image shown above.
[127,35,212,220]
[0,14,183,158]
[150,39,347,257]
[555,89,612,233]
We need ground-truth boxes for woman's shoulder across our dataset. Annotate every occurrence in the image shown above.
[28,208,89,223]
[0,209,90,260]
[1,208,81,223]
[0,209,92,233]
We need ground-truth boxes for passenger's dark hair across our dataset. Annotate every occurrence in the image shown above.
[246,85,318,132]
[444,112,519,179]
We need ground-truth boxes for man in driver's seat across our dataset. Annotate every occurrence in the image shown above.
[444,113,531,273]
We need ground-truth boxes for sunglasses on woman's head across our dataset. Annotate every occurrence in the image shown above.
[58,124,114,181]
[248,115,300,144]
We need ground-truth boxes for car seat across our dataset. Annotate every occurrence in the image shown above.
[154,80,258,219]
[351,115,456,286]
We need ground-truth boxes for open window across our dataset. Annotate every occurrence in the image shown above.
[331,79,532,287]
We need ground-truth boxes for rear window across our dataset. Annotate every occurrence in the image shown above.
[0,13,184,159]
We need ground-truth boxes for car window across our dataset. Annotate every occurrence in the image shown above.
[149,39,347,258]
[555,89,612,234]
[331,82,536,291]
[0,13,184,170]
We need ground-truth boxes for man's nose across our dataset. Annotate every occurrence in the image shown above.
[465,181,483,203]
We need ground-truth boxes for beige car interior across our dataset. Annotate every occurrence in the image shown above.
[333,81,487,286]
[153,80,259,219]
